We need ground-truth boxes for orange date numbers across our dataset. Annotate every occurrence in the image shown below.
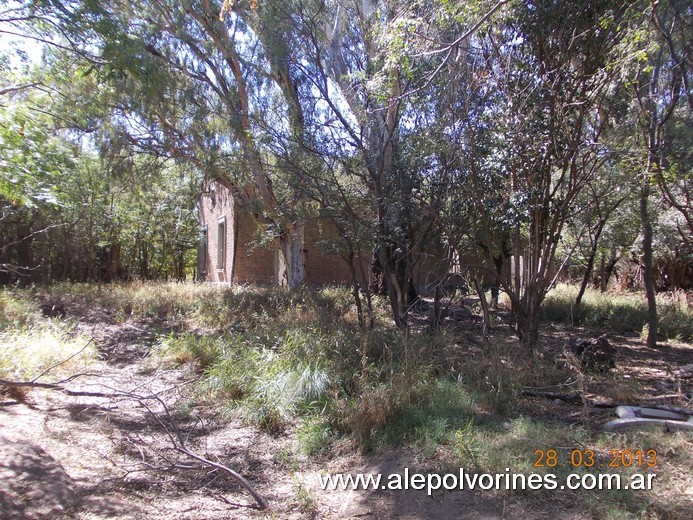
[608,449,657,468]
[533,449,657,468]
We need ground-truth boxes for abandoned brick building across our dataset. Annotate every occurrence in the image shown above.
[197,182,505,293]
[197,181,357,285]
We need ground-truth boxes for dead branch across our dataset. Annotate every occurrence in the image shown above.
[521,389,584,404]
[174,446,268,510]
[137,393,269,510]
[31,339,94,382]
[0,373,269,510]
[1,376,107,394]
[0,223,72,252]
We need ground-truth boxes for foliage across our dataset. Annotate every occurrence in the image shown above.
[2,0,690,345]
[0,47,201,284]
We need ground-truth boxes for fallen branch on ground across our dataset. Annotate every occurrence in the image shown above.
[521,389,584,404]
[0,376,133,398]
[0,359,269,510]
[32,339,95,382]
[137,392,269,510]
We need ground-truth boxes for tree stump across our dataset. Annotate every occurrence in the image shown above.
[564,335,615,373]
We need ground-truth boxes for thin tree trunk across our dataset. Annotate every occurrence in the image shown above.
[473,276,491,339]
[346,246,365,329]
[640,181,658,347]
[598,250,619,292]
[490,254,504,307]
[575,220,607,323]
[106,242,120,282]
[431,283,444,332]
[380,243,407,330]
[517,287,541,352]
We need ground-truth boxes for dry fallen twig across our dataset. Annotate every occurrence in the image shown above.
[0,355,269,510]
[31,339,95,383]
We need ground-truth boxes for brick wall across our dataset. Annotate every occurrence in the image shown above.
[232,207,276,284]
[198,182,234,283]
[199,183,368,286]
[304,221,359,285]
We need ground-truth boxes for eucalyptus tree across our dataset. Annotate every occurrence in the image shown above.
[24,0,507,326]
[17,0,315,287]
[260,0,512,328]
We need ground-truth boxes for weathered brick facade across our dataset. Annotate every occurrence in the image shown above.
[197,182,357,285]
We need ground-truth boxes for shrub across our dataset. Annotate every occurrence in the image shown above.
[0,290,43,329]
[155,331,222,368]
[297,416,335,455]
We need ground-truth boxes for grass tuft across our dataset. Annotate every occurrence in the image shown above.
[0,290,94,380]
[542,284,692,341]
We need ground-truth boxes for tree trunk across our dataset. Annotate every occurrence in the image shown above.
[377,241,408,330]
[276,222,306,289]
[640,182,658,348]
[473,276,491,339]
[431,283,444,332]
[490,254,505,307]
[16,222,33,287]
[369,250,387,295]
[106,242,120,282]
[173,247,185,282]
[516,287,541,352]
[597,250,619,292]
[575,220,607,323]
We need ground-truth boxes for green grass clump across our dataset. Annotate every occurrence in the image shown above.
[542,284,692,341]
[0,290,43,329]
[657,298,693,341]
[334,374,420,445]
[372,378,493,452]
[160,324,341,433]
[0,325,94,380]
[155,331,226,369]
[297,416,335,455]
[0,290,94,380]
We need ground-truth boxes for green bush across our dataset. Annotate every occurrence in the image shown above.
[155,331,223,368]
[297,416,335,455]
[0,290,43,329]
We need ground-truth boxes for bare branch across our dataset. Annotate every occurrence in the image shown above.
[0,82,43,97]
[31,339,95,383]
[1,223,72,252]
